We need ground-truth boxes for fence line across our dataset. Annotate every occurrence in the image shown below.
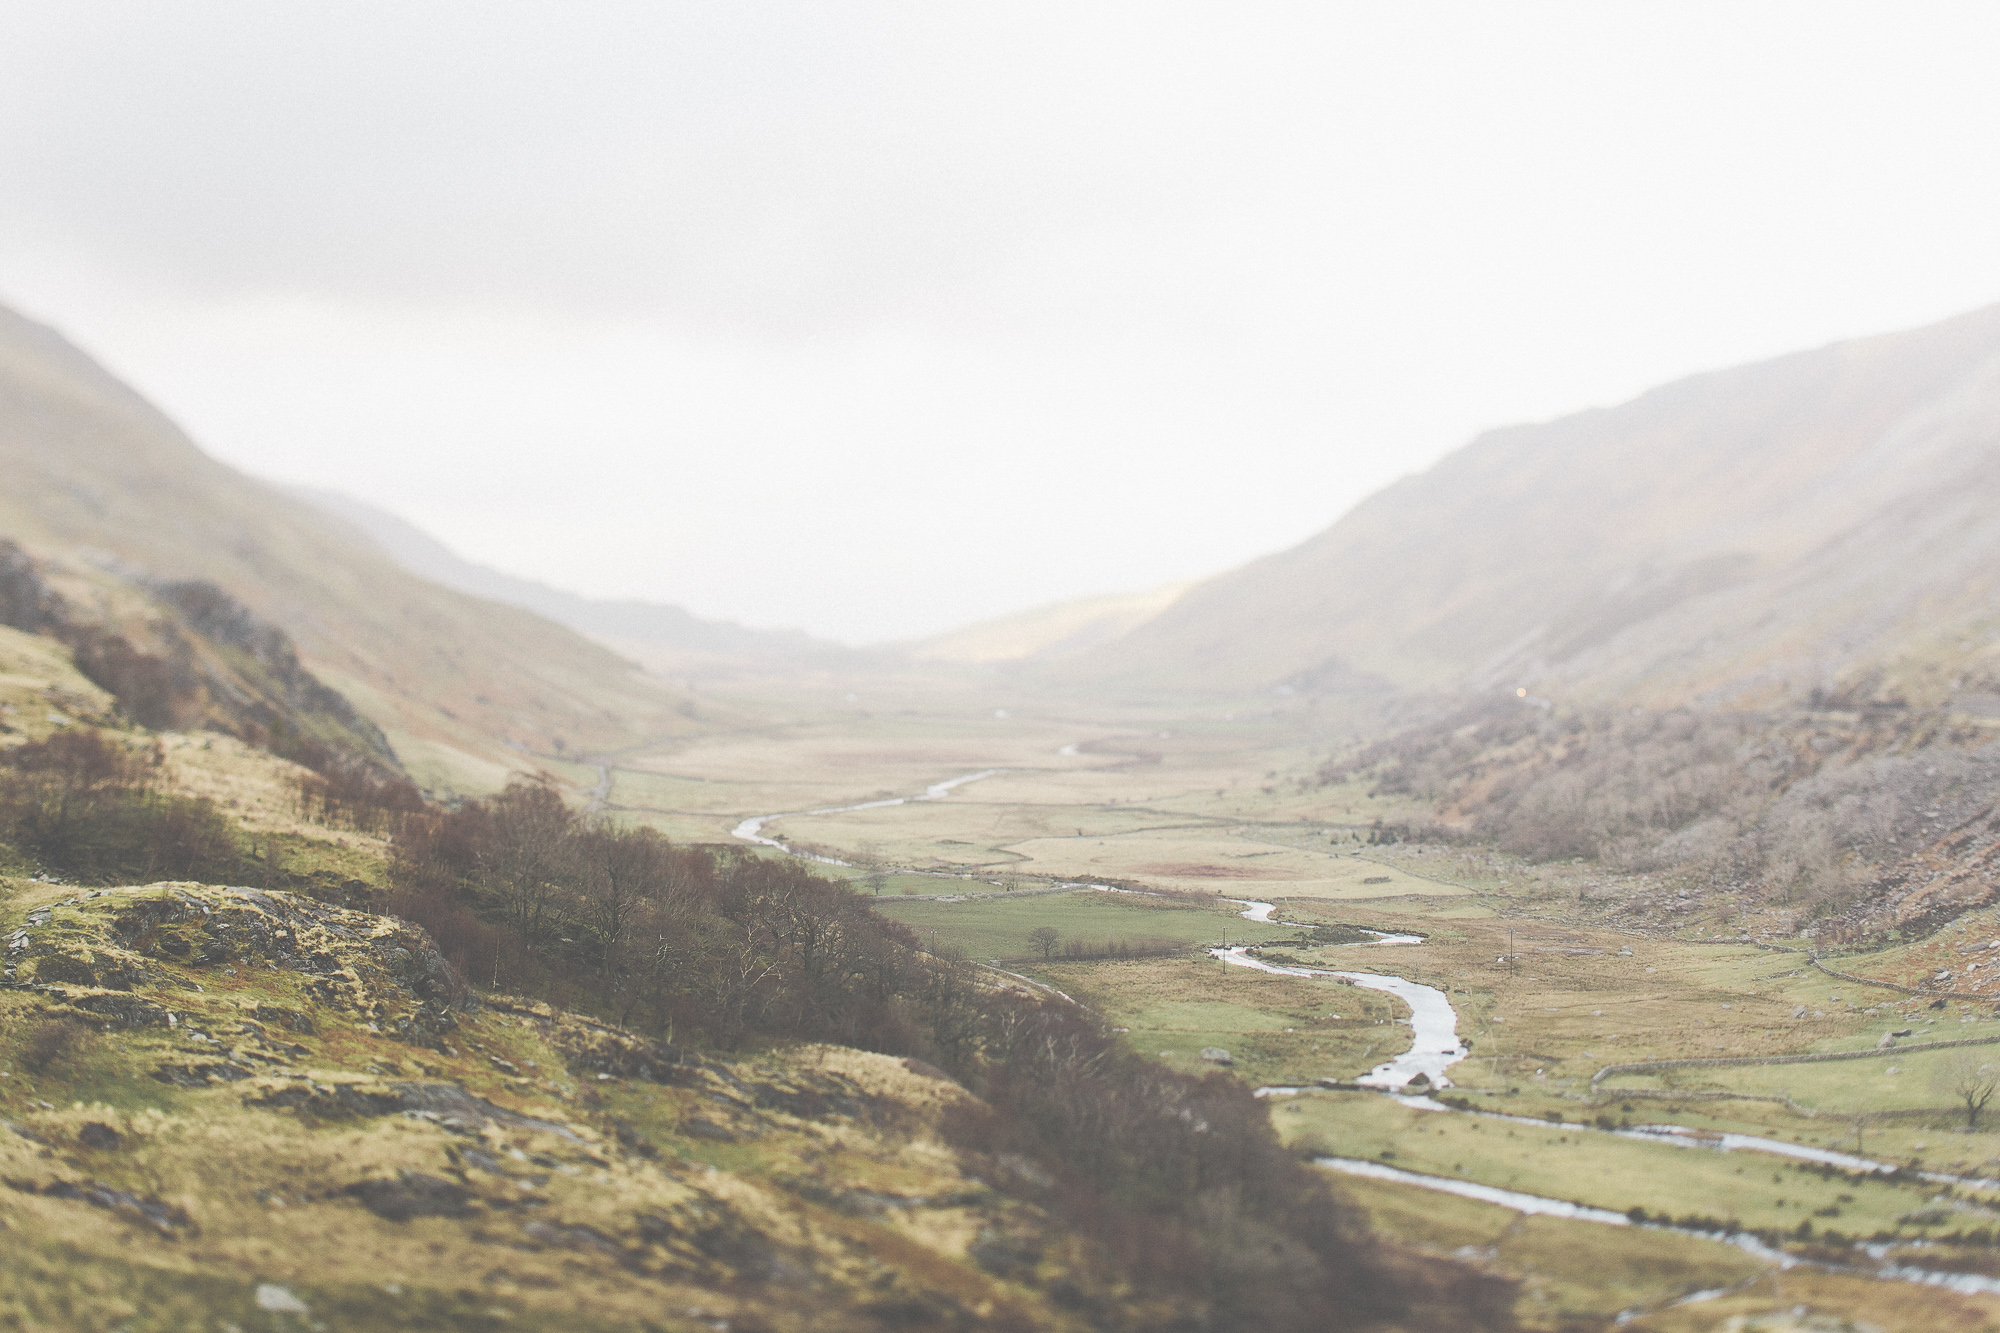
[1592,1033,2000,1086]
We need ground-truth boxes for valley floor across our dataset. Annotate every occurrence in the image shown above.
[595,673,2000,1331]
[12,646,2000,1330]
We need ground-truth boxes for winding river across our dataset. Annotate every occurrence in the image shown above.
[731,769,1001,865]
[1314,1154,2000,1309]
[1317,1157,1632,1223]
[1210,945,1468,1089]
[729,770,2000,1302]
[1214,936,2000,1303]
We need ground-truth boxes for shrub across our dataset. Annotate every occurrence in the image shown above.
[0,730,252,884]
[19,1017,89,1074]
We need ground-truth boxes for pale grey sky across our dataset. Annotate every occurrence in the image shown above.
[4,3,2000,642]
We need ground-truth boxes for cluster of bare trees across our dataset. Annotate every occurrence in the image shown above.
[388,781,979,1051]
[378,780,1512,1329]
[0,728,243,883]
[948,995,1510,1330]
[289,749,426,836]
[1022,926,1179,962]
[1324,695,2000,915]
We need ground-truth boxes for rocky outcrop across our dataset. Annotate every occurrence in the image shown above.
[5,883,461,1046]
[2,1178,195,1238]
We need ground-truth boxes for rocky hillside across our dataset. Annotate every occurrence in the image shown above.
[0,880,1109,1332]
[1073,302,2000,710]
[0,303,709,791]
[1,540,399,778]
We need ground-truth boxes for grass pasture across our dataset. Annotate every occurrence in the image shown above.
[871,887,1293,962]
[870,887,1426,1085]
[1326,1168,1771,1329]
[604,681,1449,892]
[1049,952,1410,1086]
[1337,1163,2000,1330]
[1597,1039,2000,1170]
[1280,1089,1991,1240]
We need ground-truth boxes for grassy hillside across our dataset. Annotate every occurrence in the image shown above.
[1070,302,2000,707]
[0,304,709,791]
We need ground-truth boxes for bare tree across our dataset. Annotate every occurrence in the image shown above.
[1935,1051,2000,1129]
[1028,926,1061,960]
[577,821,671,976]
[855,840,888,895]
[478,781,575,953]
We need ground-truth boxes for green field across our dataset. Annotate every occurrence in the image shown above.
[1326,1173,1771,1328]
[871,888,1295,961]
[1047,952,1409,1085]
[1597,1039,2000,1166]
[1281,1090,1983,1238]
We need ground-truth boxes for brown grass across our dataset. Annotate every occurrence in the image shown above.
[1135,862,1283,879]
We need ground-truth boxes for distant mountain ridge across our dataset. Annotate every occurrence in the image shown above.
[0,301,709,791]
[1072,301,2000,710]
[288,487,864,672]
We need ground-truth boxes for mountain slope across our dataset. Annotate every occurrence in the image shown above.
[0,304,706,789]
[1073,301,2000,706]
[290,486,864,673]
[906,580,1193,666]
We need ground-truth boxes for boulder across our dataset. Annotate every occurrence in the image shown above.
[344,1170,475,1222]
[75,1122,123,1152]
[1199,1047,1232,1065]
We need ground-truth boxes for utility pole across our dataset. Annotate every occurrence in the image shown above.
[1508,927,1516,974]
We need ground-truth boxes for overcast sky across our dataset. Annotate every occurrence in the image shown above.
[4,4,2000,643]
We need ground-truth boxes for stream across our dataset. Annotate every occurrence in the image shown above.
[731,769,2000,1304]
[1317,1156,1633,1223]
[1315,1153,2000,1309]
[1210,943,1467,1090]
[1207,932,2000,1306]
[731,770,1001,865]
[1219,897,1423,944]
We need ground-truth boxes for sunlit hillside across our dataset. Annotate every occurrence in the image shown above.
[908,580,1195,667]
